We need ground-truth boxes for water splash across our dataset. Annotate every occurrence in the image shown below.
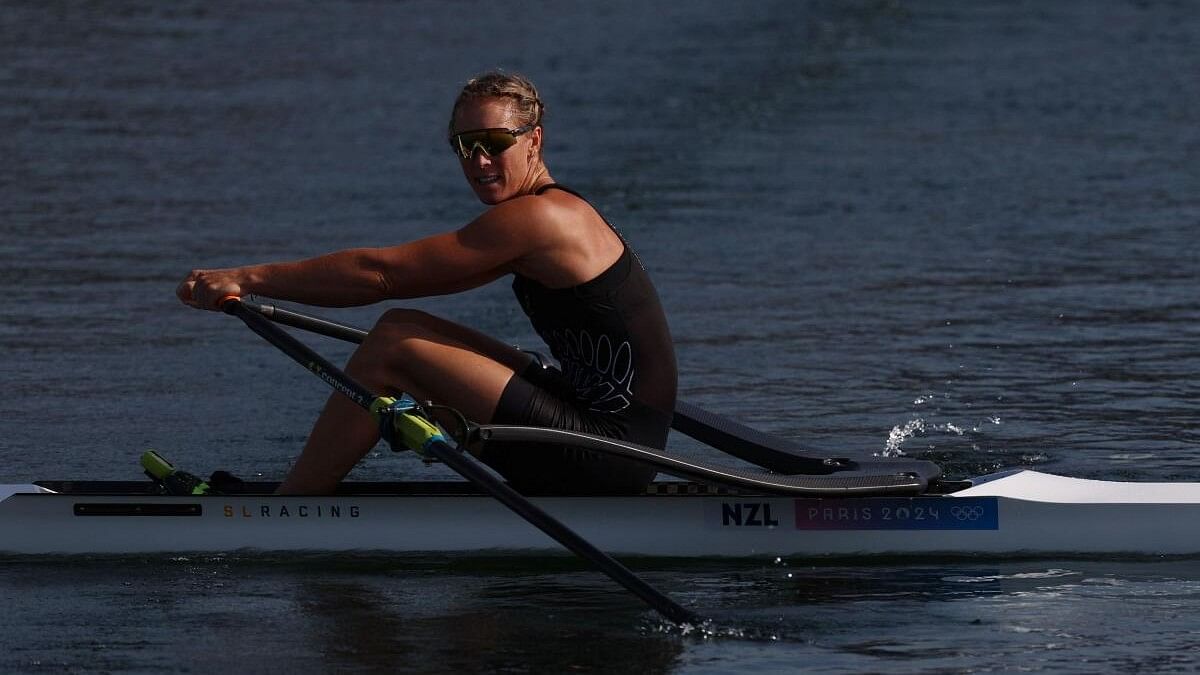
[881,415,1002,457]
[883,418,927,456]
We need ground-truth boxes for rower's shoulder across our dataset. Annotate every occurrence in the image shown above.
[471,188,598,238]
[513,185,594,218]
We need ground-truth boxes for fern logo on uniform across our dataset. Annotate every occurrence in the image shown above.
[544,328,634,412]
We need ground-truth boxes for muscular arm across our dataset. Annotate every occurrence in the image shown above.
[179,197,558,310]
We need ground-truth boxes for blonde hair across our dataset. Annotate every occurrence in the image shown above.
[448,70,545,134]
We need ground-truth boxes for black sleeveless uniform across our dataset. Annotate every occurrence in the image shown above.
[482,185,677,495]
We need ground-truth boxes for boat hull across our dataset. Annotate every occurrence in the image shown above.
[2,471,1199,557]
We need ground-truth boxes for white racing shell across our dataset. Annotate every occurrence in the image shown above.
[0,470,1198,557]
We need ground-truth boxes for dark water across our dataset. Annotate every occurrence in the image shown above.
[3,0,1199,672]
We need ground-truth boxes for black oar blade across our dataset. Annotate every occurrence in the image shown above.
[477,425,938,496]
[671,400,841,474]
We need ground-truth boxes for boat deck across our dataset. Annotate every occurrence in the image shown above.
[25,479,747,498]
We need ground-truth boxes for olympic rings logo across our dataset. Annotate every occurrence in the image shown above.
[950,505,986,521]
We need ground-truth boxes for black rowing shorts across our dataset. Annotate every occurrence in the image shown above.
[480,361,669,495]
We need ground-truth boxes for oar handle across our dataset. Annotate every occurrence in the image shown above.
[219,295,242,314]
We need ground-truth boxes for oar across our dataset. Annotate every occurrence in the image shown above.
[220,297,699,626]
[237,299,838,474]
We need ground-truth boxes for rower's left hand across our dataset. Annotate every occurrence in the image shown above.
[177,268,245,311]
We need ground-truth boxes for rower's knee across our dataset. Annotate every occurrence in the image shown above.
[346,310,436,381]
[366,308,440,346]
[375,307,437,333]
[360,309,445,364]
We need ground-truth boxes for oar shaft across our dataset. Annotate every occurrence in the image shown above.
[242,300,366,344]
[221,298,698,625]
[427,437,698,624]
[231,301,374,408]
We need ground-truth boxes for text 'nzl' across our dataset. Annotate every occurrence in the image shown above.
[721,502,780,527]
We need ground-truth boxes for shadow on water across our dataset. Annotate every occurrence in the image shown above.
[2,552,1200,672]
[0,555,693,672]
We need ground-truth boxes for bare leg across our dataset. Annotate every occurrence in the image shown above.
[276,309,533,494]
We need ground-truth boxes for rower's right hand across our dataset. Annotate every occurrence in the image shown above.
[177,268,245,311]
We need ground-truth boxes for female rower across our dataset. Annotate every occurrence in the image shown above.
[176,71,677,496]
